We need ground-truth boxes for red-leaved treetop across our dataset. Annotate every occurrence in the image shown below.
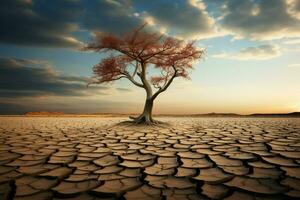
[85,24,204,124]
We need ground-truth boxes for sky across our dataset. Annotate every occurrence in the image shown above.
[0,0,300,114]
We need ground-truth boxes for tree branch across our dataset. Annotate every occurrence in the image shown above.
[122,71,144,88]
[87,75,126,87]
[143,45,174,61]
[131,25,144,43]
[151,66,178,100]
[132,61,139,78]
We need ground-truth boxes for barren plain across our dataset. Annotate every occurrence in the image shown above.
[0,117,300,199]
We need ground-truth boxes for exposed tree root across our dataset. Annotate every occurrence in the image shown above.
[127,115,166,126]
[116,119,169,127]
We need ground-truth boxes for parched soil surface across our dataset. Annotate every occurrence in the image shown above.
[0,117,300,200]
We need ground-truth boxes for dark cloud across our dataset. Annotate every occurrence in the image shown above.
[82,0,143,34]
[0,0,83,47]
[0,0,219,47]
[296,0,300,11]
[3,0,299,48]
[0,0,144,47]
[0,58,107,98]
[0,102,29,115]
[217,0,300,40]
[133,0,218,39]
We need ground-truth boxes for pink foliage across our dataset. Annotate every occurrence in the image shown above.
[86,24,204,90]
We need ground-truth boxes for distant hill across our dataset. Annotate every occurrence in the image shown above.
[191,112,300,118]
[249,112,300,117]
[192,112,241,117]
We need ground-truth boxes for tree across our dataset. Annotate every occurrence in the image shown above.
[85,24,204,124]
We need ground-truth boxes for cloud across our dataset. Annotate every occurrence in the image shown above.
[283,39,300,45]
[116,87,132,92]
[216,0,300,40]
[0,102,29,115]
[288,63,300,68]
[83,0,221,39]
[0,0,83,48]
[82,0,143,34]
[213,45,281,60]
[0,57,143,114]
[3,0,300,48]
[133,0,220,39]
[0,0,222,48]
[0,57,108,98]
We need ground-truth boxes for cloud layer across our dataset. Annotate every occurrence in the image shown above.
[0,0,220,48]
[217,0,300,40]
[0,57,138,114]
[82,0,142,34]
[1,0,300,49]
[0,58,107,98]
[0,0,83,47]
[133,0,219,39]
[213,45,281,60]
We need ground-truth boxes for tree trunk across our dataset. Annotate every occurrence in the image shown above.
[133,98,154,124]
[129,62,157,124]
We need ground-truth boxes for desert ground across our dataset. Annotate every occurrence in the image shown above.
[0,117,299,200]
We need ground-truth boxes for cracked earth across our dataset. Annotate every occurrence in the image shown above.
[0,117,300,200]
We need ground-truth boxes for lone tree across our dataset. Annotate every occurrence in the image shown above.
[85,25,204,124]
